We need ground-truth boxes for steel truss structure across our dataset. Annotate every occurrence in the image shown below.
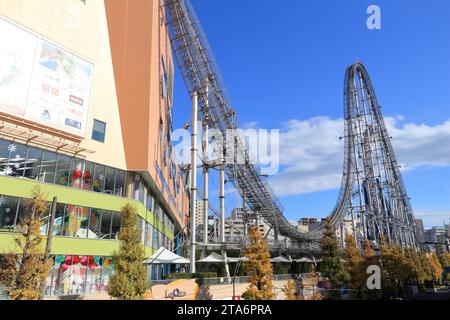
[165,0,421,249]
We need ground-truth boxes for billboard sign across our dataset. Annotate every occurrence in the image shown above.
[0,17,93,136]
[0,17,37,116]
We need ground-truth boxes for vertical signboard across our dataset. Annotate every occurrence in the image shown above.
[0,17,93,136]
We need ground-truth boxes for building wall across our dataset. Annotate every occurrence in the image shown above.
[0,0,187,262]
[0,0,127,169]
[104,0,187,229]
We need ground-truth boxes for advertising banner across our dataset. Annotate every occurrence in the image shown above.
[0,18,38,116]
[0,17,93,136]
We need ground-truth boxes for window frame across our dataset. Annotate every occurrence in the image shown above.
[91,119,106,143]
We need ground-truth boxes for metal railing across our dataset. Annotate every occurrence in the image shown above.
[150,273,312,287]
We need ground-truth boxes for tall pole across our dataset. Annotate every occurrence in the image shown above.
[190,92,198,273]
[202,83,209,245]
[40,196,57,299]
[219,144,231,280]
[203,123,209,245]
[219,149,226,243]
[242,193,247,246]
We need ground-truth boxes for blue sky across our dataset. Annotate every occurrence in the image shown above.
[172,0,450,229]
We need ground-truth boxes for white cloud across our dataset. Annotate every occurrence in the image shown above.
[269,116,450,197]
[240,121,259,129]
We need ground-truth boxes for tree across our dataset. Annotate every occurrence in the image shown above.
[438,252,450,281]
[320,218,349,298]
[0,186,52,300]
[196,278,213,300]
[378,237,398,298]
[417,252,433,284]
[343,234,365,298]
[107,203,149,300]
[428,253,443,283]
[282,279,297,300]
[241,226,274,300]
[378,238,420,298]
[403,248,417,284]
[309,266,323,300]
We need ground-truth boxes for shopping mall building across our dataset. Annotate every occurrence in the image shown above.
[0,0,189,295]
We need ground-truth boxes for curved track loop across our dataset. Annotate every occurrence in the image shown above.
[165,0,420,248]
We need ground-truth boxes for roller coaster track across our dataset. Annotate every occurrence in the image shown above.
[165,0,421,248]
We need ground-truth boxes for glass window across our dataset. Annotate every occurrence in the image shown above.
[24,147,43,180]
[39,203,51,235]
[133,177,140,200]
[153,228,160,249]
[114,170,125,196]
[41,151,57,184]
[78,207,89,238]
[161,58,168,100]
[0,195,18,231]
[93,164,105,193]
[100,211,113,239]
[55,155,71,186]
[92,119,106,143]
[137,216,144,243]
[142,222,147,245]
[139,183,145,205]
[110,212,121,240]
[104,167,115,195]
[82,161,95,191]
[15,197,29,226]
[154,202,160,221]
[69,159,84,189]
[53,203,66,236]
[159,232,164,249]
[7,143,27,177]
[63,205,88,237]
[88,208,102,239]
[0,139,9,175]
[146,191,153,211]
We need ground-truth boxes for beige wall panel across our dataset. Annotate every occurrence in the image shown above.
[0,0,127,169]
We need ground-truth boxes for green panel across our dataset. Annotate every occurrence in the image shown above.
[0,233,155,258]
[0,176,174,239]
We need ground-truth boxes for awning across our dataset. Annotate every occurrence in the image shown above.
[293,257,315,263]
[197,253,248,263]
[227,257,248,263]
[144,247,190,264]
[0,116,95,157]
[270,256,291,263]
[197,252,225,263]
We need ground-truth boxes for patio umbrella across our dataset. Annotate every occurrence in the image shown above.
[294,257,315,263]
[270,256,291,263]
[197,252,225,263]
[144,247,190,264]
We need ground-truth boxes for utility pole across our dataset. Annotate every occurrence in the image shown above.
[190,92,198,273]
[39,196,57,300]
[202,121,209,244]
[219,148,226,244]
[219,146,231,280]
[242,193,247,246]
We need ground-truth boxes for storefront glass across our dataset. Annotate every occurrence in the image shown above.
[0,139,126,197]
[44,255,115,296]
